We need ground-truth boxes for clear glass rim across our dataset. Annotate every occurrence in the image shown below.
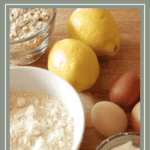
[10,8,57,44]
[10,34,50,56]
[96,132,140,150]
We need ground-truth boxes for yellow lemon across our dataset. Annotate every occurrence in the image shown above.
[67,8,120,59]
[48,39,100,92]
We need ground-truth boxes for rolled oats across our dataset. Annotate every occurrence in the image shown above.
[10,8,52,52]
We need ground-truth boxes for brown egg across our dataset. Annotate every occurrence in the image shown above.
[91,101,128,137]
[109,72,140,107]
[131,101,140,132]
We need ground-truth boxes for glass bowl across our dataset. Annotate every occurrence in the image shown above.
[10,8,57,65]
[96,132,140,150]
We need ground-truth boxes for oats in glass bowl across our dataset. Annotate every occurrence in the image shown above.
[10,8,56,65]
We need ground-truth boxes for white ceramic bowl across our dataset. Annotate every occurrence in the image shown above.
[10,66,85,150]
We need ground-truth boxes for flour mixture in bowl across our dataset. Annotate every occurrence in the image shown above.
[10,92,74,150]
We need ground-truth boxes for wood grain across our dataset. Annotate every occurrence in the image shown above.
[11,8,140,150]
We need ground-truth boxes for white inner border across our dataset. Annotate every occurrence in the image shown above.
[5,4,145,150]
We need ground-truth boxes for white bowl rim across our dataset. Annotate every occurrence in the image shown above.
[10,66,85,150]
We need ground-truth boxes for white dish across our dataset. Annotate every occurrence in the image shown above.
[10,66,85,150]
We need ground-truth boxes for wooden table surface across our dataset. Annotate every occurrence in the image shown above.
[11,8,140,150]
